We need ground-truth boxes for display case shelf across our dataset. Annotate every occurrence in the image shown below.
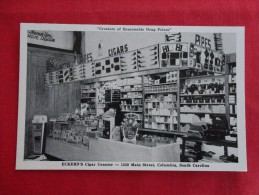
[144,100,177,103]
[180,93,225,97]
[117,83,142,87]
[144,82,178,86]
[180,103,225,105]
[144,114,172,117]
[121,90,143,92]
[81,90,96,92]
[55,121,70,124]
[121,97,143,99]
[180,112,225,115]
[121,110,143,113]
[81,97,96,99]
[180,122,192,124]
[155,122,174,124]
[144,91,177,94]
[121,104,143,106]
[180,74,224,80]
[138,128,187,136]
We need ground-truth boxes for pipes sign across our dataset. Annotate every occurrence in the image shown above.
[195,34,211,49]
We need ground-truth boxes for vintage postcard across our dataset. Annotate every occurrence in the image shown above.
[16,24,246,171]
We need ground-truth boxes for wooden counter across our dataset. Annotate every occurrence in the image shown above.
[45,138,180,162]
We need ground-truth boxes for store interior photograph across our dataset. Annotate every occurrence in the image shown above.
[25,30,238,163]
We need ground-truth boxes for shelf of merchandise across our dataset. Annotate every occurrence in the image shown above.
[81,83,97,117]
[179,70,226,130]
[143,72,180,132]
[119,77,144,128]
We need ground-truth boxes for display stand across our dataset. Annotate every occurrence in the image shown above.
[28,115,48,161]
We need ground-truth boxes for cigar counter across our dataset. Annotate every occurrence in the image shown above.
[42,44,238,163]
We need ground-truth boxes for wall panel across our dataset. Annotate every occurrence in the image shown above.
[25,46,80,156]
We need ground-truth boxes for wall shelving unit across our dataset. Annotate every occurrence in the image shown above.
[225,53,237,131]
[179,69,226,130]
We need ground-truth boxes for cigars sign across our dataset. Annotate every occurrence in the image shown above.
[108,44,128,57]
